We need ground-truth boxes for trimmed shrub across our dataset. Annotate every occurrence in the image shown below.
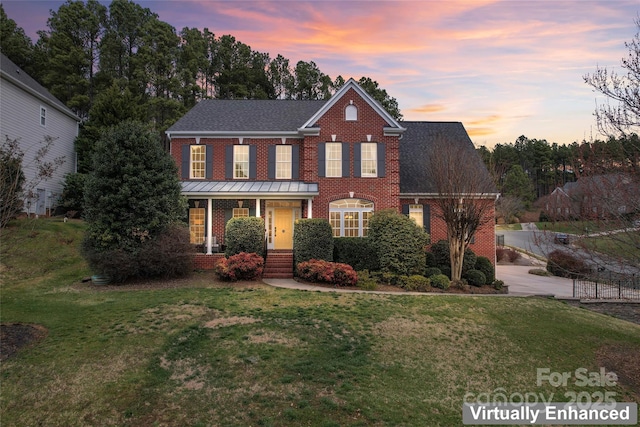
[214,252,264,281]
[356,270,377,291]
[296,259,358,287]
[430,274,450,290]
[546,250,591,279]
[225,217,265,257]
[367,209,428,276]
[400,275,431,292]
[333,237,379,271]
[293,219,334,263]
[474,256,495,283]
[425,267,442,278]
[493,279,505,290]
[464,269,487,287]
[59,172,86,213]
[428,240,477,275]
[425,251,437,268]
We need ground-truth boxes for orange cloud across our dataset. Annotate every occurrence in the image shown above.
[409,104,447,114]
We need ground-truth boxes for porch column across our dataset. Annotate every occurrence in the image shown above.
[308,198,313,218]
[255,198,261,217]
[206,197,213,254]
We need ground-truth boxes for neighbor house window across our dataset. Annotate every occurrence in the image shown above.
[233,207,249,217]
[234,145,249,179]
[189,208,205,244]
[276,145,292,179]
[40,106,46,127]
[361,143,377,177]
[345,104,358,121]
[329,198,374,237]
[325,142,342,177]
[409,204,423,226]
[190,145,205,179]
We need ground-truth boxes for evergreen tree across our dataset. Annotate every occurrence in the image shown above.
[0,4,33,71]
[502,165,534,207]
[83,121,186,280]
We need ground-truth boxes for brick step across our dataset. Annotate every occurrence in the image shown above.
[263,252,294,278]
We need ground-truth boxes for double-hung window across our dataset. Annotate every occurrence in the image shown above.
[409,204,423,226]
[190,145,205,179]
[234,145,249,179]
[189,207,205,244]
[361,143,377,177]
[276,145,292,179]
[40,106,46,127]
[325,142,342,178]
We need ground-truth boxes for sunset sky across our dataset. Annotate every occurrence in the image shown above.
[3,0,638,147]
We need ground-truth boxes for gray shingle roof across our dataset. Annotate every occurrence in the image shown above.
[0,53,79,120]
[167,99,328,133]
[399,121,498,194]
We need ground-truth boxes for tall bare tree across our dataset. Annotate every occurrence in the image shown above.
[426,134,497,281]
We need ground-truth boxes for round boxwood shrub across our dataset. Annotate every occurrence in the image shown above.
[464,269,487,287]
[425,267,442,278]
[400,275,431,292]
[294,219,334,263]
[474,256,495,283]
[430,274,450,290]
[225,217,265,257]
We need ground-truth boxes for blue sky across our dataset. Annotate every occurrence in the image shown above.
[3,0,638,147]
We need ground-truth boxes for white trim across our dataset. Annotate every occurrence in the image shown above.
[299,78,405,132]
[166,130,304,139]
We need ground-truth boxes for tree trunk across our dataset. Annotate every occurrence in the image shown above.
[449,237,464,281]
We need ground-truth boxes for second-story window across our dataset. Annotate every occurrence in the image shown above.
[276,145,292,179]
[40,106,46,127]
[190,145,205,179]
[325,142,342,178]
[234,145,249,179]
[361,143,377,177]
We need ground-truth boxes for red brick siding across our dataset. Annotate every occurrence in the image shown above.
[400,198,497,266]
[193,253,225,270]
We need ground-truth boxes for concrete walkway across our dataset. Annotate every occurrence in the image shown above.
[262,260,576,298]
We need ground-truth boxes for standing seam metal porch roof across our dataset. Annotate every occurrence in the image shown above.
[181,181,319,197]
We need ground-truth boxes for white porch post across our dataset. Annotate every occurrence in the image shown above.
[255,198,261,217]
[206,197,213,254]
[307,198,313,218]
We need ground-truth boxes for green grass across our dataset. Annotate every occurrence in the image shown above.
[536,220,623,234]
[496,223,522,231]
[1,218,639,426]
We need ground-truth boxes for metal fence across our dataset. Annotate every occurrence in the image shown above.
[573,275,640,300]
[496,234,505,246]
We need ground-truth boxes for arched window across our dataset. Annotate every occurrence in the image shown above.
[345,104,358,121]
[329,198,373,237]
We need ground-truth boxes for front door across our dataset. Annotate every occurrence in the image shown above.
[274,208,293,249]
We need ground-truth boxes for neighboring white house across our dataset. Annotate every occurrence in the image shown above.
[0,53,80,216]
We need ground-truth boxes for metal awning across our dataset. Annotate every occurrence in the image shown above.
[181,181,319,198]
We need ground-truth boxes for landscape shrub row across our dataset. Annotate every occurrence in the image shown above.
[296,259,358,287]
[214,252,264,281]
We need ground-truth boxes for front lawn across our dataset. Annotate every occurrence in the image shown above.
[1,219,639,426]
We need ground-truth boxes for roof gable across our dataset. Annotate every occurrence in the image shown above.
[299,78,405,135]
[0,53,79,122]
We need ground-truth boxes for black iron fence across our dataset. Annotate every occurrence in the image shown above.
[573,275,640,300]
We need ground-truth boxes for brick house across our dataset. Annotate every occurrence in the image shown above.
[166,79,497,274]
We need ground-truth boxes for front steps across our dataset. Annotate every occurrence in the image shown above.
[263,251,294,278]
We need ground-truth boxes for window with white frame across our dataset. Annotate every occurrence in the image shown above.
[40,106,46,127]
[361,143,377,177]
[329,199,374,237]
[189,208,205,244]
[234,145,249,179]
[276,145,292,179]
[325,142,342,178]
[190,145,205,179]
[233,207,249,217]
[409,204,423,226]
[345,104,357,121]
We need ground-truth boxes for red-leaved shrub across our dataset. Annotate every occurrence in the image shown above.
[214,252,264,281]
[546,250,591,279]
[296,259,358,287]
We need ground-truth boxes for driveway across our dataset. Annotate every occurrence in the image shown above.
[496,263,575,297]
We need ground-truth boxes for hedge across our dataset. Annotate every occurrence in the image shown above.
[225,217,265,257]
[333,237,379,271]
[293,219,334,263]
